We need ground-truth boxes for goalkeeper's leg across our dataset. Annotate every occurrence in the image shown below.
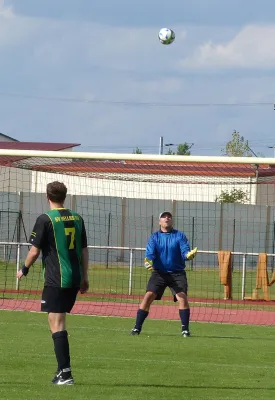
[176,292,191,337]
[131,272,166,335]
[131,291,157,335]
[169,271,190,336]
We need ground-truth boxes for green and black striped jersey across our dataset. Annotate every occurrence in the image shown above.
[30,208,88,288]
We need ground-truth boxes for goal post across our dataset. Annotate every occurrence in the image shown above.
[1,149,275,325]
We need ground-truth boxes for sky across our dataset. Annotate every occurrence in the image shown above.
[1,0,275,155]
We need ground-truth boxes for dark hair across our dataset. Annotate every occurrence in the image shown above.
[46,181,67,203]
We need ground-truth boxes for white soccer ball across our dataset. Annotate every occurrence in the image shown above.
[158,28,175,45]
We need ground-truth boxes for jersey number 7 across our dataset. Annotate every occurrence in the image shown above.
[65,227,76,249]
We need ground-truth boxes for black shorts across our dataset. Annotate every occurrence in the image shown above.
[146,270,188,301]
[41,286,79,313]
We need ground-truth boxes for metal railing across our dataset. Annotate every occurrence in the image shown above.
[1,241,275,299]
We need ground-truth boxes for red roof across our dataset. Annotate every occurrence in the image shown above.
[0,142,79,151]
[0,142,80,166]
[23,160,275,178]
[0,150,274,178]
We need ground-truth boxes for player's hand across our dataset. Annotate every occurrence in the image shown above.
[16,270,24,279]
[144,257,153,271]
[186,247,197,260]
[80,278,89,294]
[16,265,29,279]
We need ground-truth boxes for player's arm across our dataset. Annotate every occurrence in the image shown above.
[17,246,41,279]
[80,247,89,293]
[144,235,156,271]
[16,214,47,279]
[179,232,197,261]
[80,218,89,294]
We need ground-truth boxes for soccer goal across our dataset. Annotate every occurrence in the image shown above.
[1,149,275,325]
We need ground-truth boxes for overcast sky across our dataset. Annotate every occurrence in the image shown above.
[1,0,275,155]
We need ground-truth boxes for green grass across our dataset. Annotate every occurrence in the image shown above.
[0,310,275,400]
[2,261,275,313]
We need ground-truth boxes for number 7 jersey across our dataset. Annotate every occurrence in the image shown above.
[30,208,88,288]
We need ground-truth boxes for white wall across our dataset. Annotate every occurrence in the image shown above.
[31,170,257,203]
[0,166,267,206]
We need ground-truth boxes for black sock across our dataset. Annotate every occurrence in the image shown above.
[52,330,71,372]
[134,309,149,331]
[179,309,190,331]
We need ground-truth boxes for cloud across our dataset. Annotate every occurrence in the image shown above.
[0,1,42,49]
[0,2,275,157]
[0,0,13,17]
[10,0,275,27]
[180,25,275,69]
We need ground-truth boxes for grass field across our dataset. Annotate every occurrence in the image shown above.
[1,310,275,400]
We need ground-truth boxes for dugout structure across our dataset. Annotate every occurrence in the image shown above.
[1,150,275,325]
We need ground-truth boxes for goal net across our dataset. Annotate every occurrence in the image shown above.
[1,149,275,326]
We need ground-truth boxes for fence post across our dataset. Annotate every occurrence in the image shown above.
[128,249,134,295]
[191,216,195,270]
[218,202,223,250]
[272,221,275,273]
[241,253,247,300]
[16,243,21,290]
[172,199,176,218]
[71,194,76,211]
[120,198,126,262]
[265,205,271,254]
[232,218,235,271]
[106,212,111,269]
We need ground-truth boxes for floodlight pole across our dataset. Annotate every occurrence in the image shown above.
[268,146,275,158]
[159,136,164,155]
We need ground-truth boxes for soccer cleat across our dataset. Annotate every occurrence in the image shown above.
[130,328,140,336]
[52,369,74,385]
[52,370,61,384]
[182,330,191,337]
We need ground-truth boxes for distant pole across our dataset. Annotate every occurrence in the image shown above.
[159,136,164,155]
[151,215,154,234]
[106,212,111,269]
[268,146,275,158]
[191,216,195,270]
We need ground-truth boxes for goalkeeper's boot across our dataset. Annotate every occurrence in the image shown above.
[52,368,74,385]
[182,330,191,338]
[130,328,141,336]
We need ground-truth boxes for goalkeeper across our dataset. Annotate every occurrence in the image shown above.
[131,211,197,337]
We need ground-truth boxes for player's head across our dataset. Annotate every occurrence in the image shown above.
[159,211,173,231]
[46,181,67,204]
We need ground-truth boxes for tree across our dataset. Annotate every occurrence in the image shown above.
[176,143,191,155]
[132,147,142,154]
[165,142,192,155]
[215,188,249,204]
[166,147,175,155]
[221,130,252,157]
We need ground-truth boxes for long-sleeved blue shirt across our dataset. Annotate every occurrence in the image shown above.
[145,229,190,272]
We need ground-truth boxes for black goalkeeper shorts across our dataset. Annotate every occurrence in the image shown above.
[41,286,79,313]
[146,270,188,301]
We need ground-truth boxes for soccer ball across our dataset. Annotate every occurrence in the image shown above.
[158,28,175,45]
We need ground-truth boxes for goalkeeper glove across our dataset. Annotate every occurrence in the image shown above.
[144,258,153,271]
[186,247,197,260]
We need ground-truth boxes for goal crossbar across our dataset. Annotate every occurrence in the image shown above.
[0,148,273,164]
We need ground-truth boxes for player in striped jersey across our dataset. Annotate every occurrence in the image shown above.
[17,181,89,385]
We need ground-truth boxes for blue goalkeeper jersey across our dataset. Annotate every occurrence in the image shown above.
[145,229,191,272]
